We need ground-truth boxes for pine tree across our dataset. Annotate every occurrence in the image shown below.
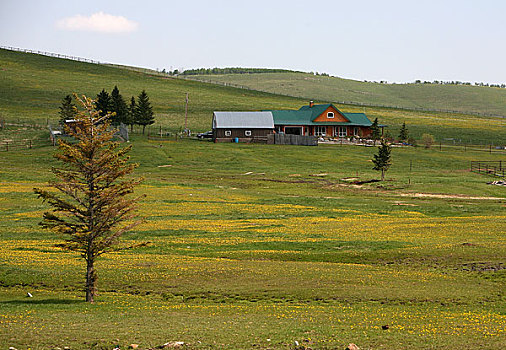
[370,118,381,145]
[372,140,392,181]
[95,89,112,117]
[127,96,136,132]
[110,86,128,126]
[34,94,144,303]
[398,122,409,142]
[58,95,77,125]
[135,90,155,134]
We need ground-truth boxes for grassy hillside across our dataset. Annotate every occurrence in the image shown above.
[189,72,506,117]
[1,48,506,144]
[0,49,302,130]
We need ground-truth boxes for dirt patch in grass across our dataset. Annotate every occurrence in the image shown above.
[399,193,504,200]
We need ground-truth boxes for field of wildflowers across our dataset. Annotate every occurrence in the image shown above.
[0,138,505,349]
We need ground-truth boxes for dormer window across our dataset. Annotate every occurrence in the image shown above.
[327,112,334,118]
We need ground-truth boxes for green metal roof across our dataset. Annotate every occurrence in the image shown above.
[342,113,373,126]
[267,104,373,126]
[298,103,334,120]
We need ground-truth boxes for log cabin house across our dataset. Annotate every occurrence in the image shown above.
[269,102,374,138]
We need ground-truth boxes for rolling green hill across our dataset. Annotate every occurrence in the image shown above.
[0,48,505,143]
[0,49,302,130]
[188,72,506,117]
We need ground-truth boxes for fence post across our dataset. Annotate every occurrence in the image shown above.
[29,140,32,149]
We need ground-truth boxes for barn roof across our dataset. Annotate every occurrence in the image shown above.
[213,111,274,129]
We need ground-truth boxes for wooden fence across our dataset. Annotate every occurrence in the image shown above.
[470,161,505,177]
[0,139,52,151]
[268,134,318,146]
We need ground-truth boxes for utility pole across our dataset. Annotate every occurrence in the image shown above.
[184,93,189,136]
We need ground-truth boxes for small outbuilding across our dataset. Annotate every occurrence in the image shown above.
[212,111,274,142]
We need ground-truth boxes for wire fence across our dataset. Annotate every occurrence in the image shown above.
[471,161,505,177]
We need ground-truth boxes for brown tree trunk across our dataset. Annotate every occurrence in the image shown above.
[142,125,146,135]
[85,258,96,303]
[381,169,385,181]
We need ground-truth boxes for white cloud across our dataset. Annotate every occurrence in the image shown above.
[56,12,138,33]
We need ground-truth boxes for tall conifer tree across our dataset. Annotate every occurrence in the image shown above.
[127,96,136,132]
[58,95,77,125]
[95,89,112,117]
[34,95,144,303]
[110,86,128,126]
[398,122,409,142]
[135,90,155,134]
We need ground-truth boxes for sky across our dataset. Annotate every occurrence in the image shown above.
[1,0,505,84]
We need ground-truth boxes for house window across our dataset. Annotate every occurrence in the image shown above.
[338,127,347,137]
[225,130,232,137]
[245,130,252,136]
[353,127,360,137]
[327,112,334,119]
[315,126,326,136]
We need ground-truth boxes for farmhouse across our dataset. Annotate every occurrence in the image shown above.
[211,102,376,142]
[269,102,374,138]
[212,111,274,142]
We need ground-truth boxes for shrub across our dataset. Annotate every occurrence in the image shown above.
[421,133,435,148]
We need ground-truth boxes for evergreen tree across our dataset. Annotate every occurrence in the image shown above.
[127,96,136,132]
[95,89,112,117]
[370,118,381,145]
[372,140,392,181]
[398,122,409,142]
[110,86,128,126]
[58,95,77,125]
[135,90,155,134]
[34,94,144,303]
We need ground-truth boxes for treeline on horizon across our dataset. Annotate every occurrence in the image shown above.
[180,67,305,75]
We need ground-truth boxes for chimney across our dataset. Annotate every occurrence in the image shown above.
[309,101,314,108]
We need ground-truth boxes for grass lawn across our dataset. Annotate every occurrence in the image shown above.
[0,135,505,349]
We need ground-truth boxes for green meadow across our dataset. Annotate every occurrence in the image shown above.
[0,49,505,349]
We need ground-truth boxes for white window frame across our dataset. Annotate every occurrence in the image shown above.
[338,126,347,138]
[353,127,360,137]
[225,130,232,137]
[245,130,252,136]
[315,126,326,136]
[327,112,334,119]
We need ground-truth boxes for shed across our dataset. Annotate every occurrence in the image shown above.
[212,111,274,142]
